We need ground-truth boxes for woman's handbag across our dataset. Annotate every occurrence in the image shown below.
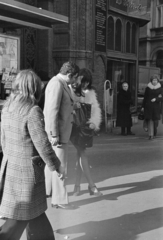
[70,103,94,148]
[74,103,92,127]
[138,112,144,120]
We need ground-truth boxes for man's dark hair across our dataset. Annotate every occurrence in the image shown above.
[60,61,79,77]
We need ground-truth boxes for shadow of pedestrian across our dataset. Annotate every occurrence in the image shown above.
[70,175,163,207]
[56,207,163,240]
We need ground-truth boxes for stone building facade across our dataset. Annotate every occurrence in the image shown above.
[139,0,163,79]
[0,0,150,124]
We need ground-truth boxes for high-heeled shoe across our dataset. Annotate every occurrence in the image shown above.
[88,185,103,197]
[73,185,80,196]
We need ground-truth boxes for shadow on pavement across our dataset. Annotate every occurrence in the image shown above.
[56,207,163,240]
[69,175,163,207]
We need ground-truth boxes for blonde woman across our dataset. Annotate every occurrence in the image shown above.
[0,70,64,240]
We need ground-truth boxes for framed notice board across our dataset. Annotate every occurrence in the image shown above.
[0,33,20,74]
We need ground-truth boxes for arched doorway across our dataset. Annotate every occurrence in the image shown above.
[156,50,163,78]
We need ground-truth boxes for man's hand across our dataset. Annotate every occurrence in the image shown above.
[51,136,59,146]
[57,165,66,180]
[151,98,156,102]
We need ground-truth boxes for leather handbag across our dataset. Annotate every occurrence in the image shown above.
[70,103,94,148]
[138,112,144,120]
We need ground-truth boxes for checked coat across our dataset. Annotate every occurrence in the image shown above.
[0,105,60,220]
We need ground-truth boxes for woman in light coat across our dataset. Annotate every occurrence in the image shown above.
[70,68,103,197]
[0,70,64,240]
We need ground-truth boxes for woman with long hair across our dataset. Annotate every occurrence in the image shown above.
[70,68,103,197]
[0,69,64,240]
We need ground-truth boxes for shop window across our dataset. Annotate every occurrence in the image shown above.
[107,16,114,50]
[115,19,122,51]
[131,24,136,53]
[126,22,131,53]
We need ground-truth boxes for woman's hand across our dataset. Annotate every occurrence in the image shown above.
[74,102,81,109]
[89,123,96,129]
[141,108,144,112]
[151,98,156,102]
[51,136,59,146]
[57,165,65,180]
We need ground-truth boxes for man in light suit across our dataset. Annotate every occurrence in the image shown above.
[44,61,79,209]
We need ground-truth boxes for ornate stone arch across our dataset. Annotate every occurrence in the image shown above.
[151,47,163,78]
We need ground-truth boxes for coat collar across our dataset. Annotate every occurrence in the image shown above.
[147,82,161,90]
[56,74,73,101]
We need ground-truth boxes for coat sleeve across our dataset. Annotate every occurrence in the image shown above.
[45,80,63,137]
[28,106,61,171]
[141,87,148,108]
[87,90,102,130]
[1,121,5,152]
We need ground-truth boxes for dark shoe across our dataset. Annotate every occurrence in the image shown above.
[73,185,80,196]
[88,185,103,197]
[148,136,154,140]
[121,133,127,136]
[52,204,74,209]
[127,132,135,135]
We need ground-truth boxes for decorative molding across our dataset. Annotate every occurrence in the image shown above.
[23,28,37,70]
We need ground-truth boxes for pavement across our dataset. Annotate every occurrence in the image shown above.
[0,119,163,240]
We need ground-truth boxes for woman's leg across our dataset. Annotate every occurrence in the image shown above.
[148,120,154,138]
[0,218,28,240]
[26,213,55,240]
[74,149,83,187]
[78,148,95,188]
[121,127,126,135]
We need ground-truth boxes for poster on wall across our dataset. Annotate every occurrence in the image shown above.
[95,0,107,52]
[0,34,20,89]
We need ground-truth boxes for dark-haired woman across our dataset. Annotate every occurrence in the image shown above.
[70,68,103,197]
[116,82,135,136]
[141,74,162,140]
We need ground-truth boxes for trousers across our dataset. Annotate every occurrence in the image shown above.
[0,212,55,240]
[45,143,68,205]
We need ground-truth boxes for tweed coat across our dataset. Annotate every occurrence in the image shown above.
[43,74,74,143]
[0,105,60,220]
[142,82,162,120]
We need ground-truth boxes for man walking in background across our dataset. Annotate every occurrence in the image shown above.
[44,61,79,209]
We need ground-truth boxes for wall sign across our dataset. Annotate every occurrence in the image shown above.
[109,0,147,16]
[95,0,107,52]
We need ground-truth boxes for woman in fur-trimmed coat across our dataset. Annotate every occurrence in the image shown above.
[70,68,103,197]
[141,74,162,140]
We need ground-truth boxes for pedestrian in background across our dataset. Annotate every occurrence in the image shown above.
[0,69,64,240]
[44,61,79,209]
[141,74,162,140]
[70,68,103,197]
[116,82,135,136]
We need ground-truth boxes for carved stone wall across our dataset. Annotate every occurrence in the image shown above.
[53,0,94,72]
[21,0,38,71]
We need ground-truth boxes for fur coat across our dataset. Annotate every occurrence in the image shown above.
[70,87,102,131]
[142,82,162,121]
